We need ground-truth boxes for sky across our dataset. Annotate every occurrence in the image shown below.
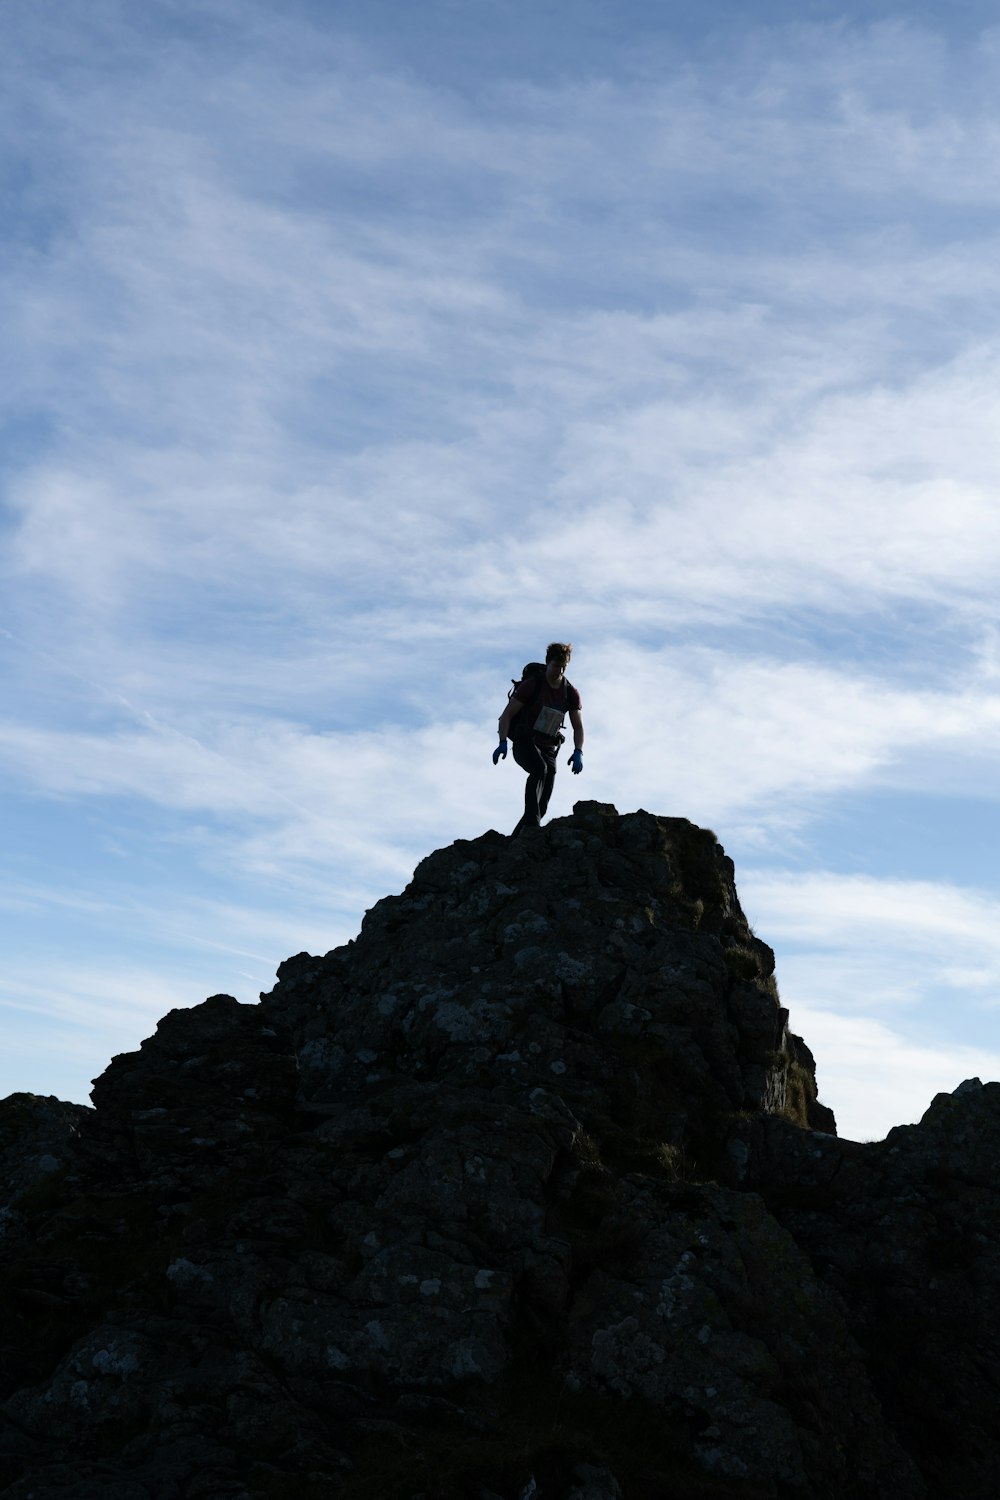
[3,0,1000,1143]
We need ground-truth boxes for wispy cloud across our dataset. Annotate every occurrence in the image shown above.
[744,870,1000,1011]
[740,867,1000,1136]
[744,869,1000,959]
[784,1002,1000,1142]
[0,962,211,1104]
[5,648,1000,884]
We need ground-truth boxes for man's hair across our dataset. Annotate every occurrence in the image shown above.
[546,642,573,664]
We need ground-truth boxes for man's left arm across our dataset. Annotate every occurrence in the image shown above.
[569,708,584,750]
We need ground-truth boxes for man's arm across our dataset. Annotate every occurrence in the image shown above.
[498,696,524,740]
[569,707,584,750]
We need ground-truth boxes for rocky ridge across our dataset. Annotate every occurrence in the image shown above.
[1,803,998,1499]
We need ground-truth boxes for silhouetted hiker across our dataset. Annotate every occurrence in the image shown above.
[493,642,584,836]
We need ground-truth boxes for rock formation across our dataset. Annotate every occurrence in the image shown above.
[1,803,997,1499]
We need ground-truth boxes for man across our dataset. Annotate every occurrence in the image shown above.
[493,642,584,836]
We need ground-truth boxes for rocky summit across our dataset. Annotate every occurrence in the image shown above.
[1,803,998,1500]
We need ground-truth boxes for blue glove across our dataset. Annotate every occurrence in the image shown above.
[568,748,583,774]
[493,739,508,764]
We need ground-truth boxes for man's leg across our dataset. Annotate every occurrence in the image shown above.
[537,745,558,818]
[511,737,548,834]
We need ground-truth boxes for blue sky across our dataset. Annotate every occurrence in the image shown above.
[3,0,1000,1141]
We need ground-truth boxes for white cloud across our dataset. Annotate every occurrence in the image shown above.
[743,869,1000,959]
[1,965,196,1035]
[783,1002,1000,1143]
[0,963,203,1104]
[5,646,1000,880]
[737,869,1000,1137]
[586,647,1000,832]
[4,3,1000,1149]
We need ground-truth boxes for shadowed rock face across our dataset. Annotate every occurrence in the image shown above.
[0,803,996,1499]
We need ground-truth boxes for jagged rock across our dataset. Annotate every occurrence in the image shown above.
[0,803,996,1498]
[0,1093,89,1213]
[742,1080,1000,1500]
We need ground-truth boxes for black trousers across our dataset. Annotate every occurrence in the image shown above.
[511,736,559,835]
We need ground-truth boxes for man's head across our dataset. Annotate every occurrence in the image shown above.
[545,642,572,682]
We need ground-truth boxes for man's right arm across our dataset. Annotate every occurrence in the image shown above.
[498,697,524,739]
